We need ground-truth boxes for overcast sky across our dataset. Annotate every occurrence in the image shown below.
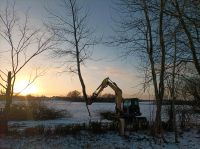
[0,0,148,98]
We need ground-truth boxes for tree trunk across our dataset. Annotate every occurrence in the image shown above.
[70,0,91,117]
[172,33,178,143]
[142,0,163,136]
[142,0,159,99]
[77,61,91,117]
[174,0,200,76]
[155,99,162,134]
[152,0,166,140]
[75,35,91,117]
[5,71,12,112]
[1,71,12,135]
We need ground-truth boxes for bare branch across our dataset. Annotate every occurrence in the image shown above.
[14,69,44,96]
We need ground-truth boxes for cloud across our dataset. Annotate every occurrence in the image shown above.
[104,67,135,79]
[85,64,138,82]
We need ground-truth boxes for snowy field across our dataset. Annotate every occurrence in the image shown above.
[1,99,198,129]
[1,100,156,129]
[0,99,200,149]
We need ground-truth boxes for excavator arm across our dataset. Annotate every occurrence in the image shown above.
[88,77,148,135]
[87,77,123,114]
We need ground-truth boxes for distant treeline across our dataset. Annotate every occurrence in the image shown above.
[0,95,198,105]
[51,96,116,103]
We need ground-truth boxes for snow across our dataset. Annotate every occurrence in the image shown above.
[0,99,200,149]
[7,100,155,128]
[8,100,117,129]
[0,129,200,149]
[0,99,199,129]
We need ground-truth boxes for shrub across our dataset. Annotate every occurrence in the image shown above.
[24,125,45,136]
[89,122,105,134]
[7,101,67,121]
[99,111,116,120]
[7,128,19,136]
[54,124,83,135]
[67,90,81,98]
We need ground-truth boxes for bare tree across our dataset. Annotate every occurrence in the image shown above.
[67,90,81,98]
[167,31,178,142]
[111,0,168,138]
[47,0,97,116]
[169,0,200,76]
[0,2,55,111]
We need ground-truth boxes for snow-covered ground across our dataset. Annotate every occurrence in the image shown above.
[6,100,156,129]
[0,129,200,149]
[0,99,199,129]
[0,99,200,149]
[3,100,200,129]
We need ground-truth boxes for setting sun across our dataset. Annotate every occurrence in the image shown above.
[14,80,38,96]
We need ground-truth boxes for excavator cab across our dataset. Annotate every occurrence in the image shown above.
[122,98,141,117]
[122,98,148,130]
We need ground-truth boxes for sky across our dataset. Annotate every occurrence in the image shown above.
[0,0,149,99]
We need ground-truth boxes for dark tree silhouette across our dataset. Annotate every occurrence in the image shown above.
[172,0,200,76]
[47,0,97,116]
[67,90,81,98]
[0,2,55,111]
[111,0,168,139]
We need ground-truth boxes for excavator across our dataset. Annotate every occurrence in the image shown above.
[87,77,148,134]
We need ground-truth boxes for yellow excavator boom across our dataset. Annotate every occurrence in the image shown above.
[87,77,123,114]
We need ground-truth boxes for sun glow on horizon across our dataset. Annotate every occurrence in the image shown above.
[14,80,38,96]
